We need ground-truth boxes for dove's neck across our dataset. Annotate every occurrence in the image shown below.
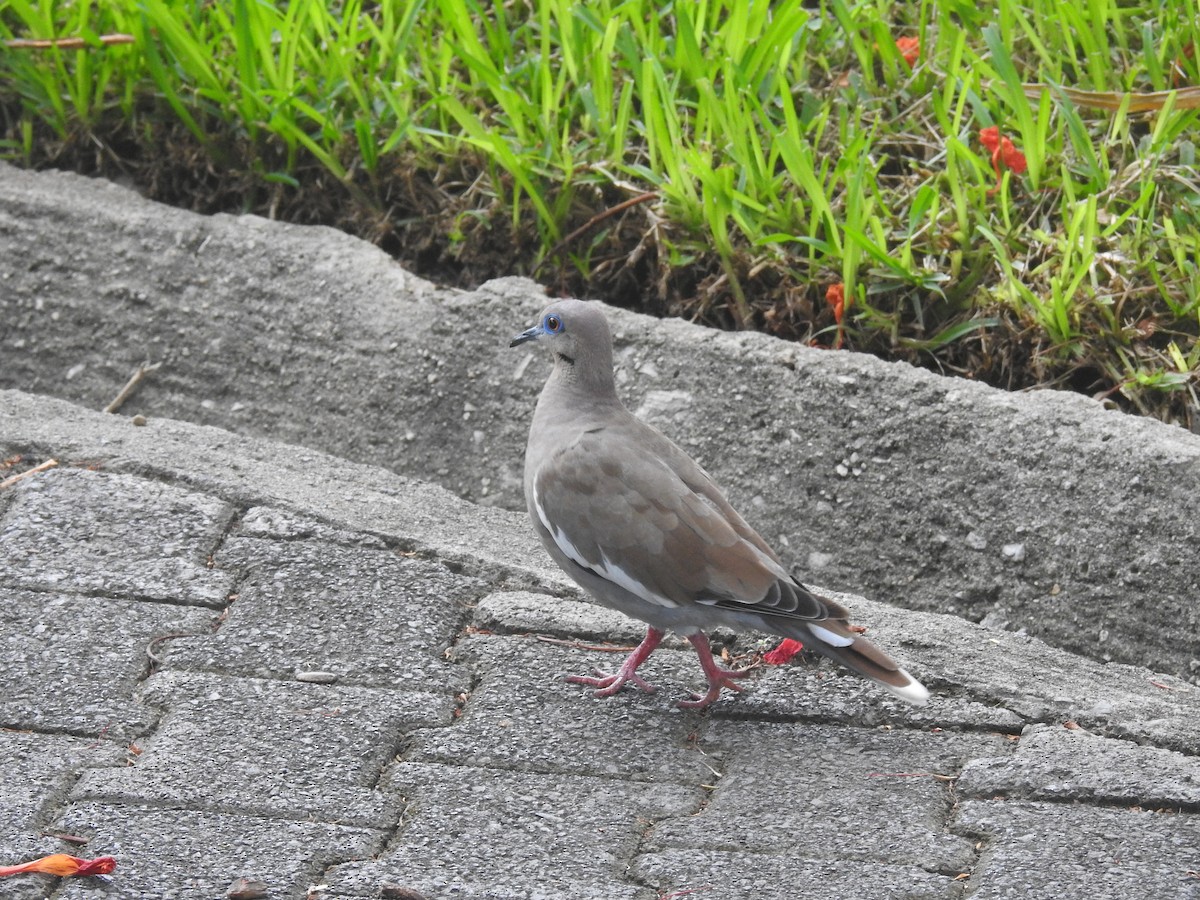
[534,360,625,434]
[546,346,620,401]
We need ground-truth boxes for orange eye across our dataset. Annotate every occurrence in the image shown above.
[543,314,563,333]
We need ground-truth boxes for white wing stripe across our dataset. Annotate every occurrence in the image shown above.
[597,550,677,608]
[533,481,676,608]
[533,486,589,569]
[808,623,855,648]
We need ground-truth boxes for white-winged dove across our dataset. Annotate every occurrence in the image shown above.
[511,298,929,708]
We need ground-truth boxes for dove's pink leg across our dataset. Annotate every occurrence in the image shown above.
[568,627,664,697]
[677,633,756,709]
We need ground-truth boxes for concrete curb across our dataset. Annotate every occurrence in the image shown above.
[2,163,1198,681]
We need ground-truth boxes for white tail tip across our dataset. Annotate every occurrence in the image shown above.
[885,668,931,706]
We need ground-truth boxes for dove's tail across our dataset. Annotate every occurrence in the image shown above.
[794,619,930,705]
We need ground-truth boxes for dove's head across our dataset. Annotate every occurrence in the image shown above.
[510,298,617,396]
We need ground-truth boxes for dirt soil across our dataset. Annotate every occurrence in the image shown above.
[10,122,1180,427]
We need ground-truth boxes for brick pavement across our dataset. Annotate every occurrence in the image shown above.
[1,389,1198,899]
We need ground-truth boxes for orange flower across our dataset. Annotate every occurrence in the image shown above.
[825,283,846,349]
[825,283,845,321]
[978,126,1027,193]
[895,36,920,67]
[0,854,116,878]
[763,638,805,665]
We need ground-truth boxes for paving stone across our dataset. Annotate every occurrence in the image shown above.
[475,593,1023,730]
[0,861,54,899]
[0,731,126,900]
[71,671,453,828]
[473,589,736,647]
[321,762,696,899]
[236,505,389,548]
[0,468,235,605]
[958,722,1200,807]
[0,391,555,602]
[475,590,664,643]
[164,534,480,690]
[633,850,961,900]
[463,621,774,710]
[715,660,1027,732]
[0,589,214,739]
[50,802,380,900]
[863,595,1200,755]
[955,798,1200,899]
[647,720,1010,874]
[406,634,713,782]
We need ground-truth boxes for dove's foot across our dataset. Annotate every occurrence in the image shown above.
[676,633,756,709]
[568,668,659,696]
[567,627,665,698]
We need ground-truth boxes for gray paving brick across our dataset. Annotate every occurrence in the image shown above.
[236,505,389,548]
[50,802,379,900]
[714,660,1027,732]
[874,598,1200,755]
[407,634,714,782]
[0,731,126,899]
[633,850,961,900]
[956,799,1200,899]
[0,589,214,739]
[71,671,453,828]
[321,762,696,899]
[164,533,479,690]
[474,589,665,643]
[959,722,1200,807]
[475,592,1023,730]
[649,721,1010,874]
[0,468,235,605]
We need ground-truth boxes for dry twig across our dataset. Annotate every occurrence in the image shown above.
[5,33,134,50]
[1022,82,1200,112]
[0,458,58,489]
[104,361,161,414]
[534,635,640,653]
[533,191,658,277]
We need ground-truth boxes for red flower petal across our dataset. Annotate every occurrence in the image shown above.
[1000,138,1027,174]
[825,283,846,322]
[0,854,116,878]
[895,36,920,67]
[763,638,805,665]
[978,127,1026,193]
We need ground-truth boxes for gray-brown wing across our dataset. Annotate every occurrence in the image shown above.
[531,422,829,621]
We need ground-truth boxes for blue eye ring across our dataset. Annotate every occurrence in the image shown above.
[543,313,564,334]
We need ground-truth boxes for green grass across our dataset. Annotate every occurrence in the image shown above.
[2,0,1199,426]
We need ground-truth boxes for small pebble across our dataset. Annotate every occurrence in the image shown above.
[131,414,147,426]
[807,550,834,570]
[381,886,429,900]
[1001,542,1026,562]
[227,877,268,899]
[295,671,339,684]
